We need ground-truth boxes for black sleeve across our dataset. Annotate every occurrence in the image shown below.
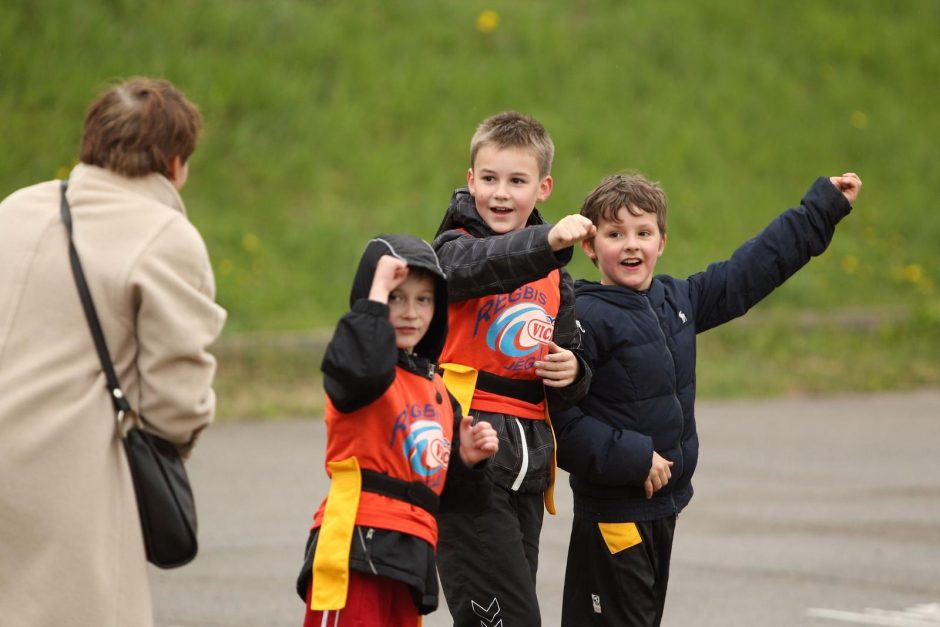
[321,298,397,413]
[554,405,654,486]
[439,393,492,513]
[546,267,592,413]
[690,177,853,333]
[432,226,573,302]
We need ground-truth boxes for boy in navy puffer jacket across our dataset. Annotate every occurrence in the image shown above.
[554,171,862,626]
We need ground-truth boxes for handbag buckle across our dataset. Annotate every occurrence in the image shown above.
[113,387,135,437]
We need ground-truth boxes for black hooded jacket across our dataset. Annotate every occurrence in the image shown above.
[297,234,489,614]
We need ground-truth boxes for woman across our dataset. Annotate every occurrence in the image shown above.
[0,77,226,627]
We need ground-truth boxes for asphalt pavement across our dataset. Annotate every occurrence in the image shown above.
[151,389,940,627]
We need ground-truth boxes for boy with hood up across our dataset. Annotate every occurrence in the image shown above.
[296,234,498,627]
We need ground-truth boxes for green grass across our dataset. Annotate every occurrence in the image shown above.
[3,1,938,417]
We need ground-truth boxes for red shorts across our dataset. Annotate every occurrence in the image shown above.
[303,570,419,627]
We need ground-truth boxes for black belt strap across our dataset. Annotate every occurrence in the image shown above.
[360,469,439,516]
[476,370,545,405]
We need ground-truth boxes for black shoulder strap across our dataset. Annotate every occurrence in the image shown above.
[60,180,133,420]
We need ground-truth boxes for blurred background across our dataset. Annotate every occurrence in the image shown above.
[3,0,938,419]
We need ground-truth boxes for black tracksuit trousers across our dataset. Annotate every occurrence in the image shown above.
[436,411,552,627]
[561,514,676,627]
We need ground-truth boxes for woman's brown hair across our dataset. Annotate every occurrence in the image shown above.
[80,77,202,178]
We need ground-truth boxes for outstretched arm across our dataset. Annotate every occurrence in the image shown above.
[433,226,570,301]
[690,174,860,332]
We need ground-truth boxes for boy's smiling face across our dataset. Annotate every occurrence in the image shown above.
[467,144,553,234]
[582,205,666,291]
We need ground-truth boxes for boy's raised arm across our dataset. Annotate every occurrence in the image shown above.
[321,256,406,413]
[433,225,572,301]
[689,174,859,333]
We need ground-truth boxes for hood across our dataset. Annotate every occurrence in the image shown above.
[350,234,449,361]
[434,187,548,238]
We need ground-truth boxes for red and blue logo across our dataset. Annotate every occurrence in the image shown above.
[402,420,450,477]
[485,303,554,357]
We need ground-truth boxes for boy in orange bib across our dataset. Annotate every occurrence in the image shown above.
[296,234,498,627]
[433,112,595,626]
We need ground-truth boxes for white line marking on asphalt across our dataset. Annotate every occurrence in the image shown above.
[807,603,940,626]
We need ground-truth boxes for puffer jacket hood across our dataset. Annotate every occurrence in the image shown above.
[350,234,449,361]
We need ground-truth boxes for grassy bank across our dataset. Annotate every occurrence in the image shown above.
[3,1,937,411]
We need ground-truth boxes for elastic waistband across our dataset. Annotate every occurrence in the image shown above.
[360,469,439,515]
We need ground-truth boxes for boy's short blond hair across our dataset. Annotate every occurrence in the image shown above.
[580,172,668,236]
[470,111,554,178]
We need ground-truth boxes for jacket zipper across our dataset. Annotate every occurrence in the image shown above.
[357,527,378,575]
[642,293,683,515]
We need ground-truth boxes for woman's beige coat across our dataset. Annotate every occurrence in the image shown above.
[0,163,226,627]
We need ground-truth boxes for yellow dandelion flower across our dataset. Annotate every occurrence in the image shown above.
[242,233,260,253]
[902,264,923,284]
[218,259,234,276]
[841,255,859,274]
[850,111,868,129]
[477,10,500,33]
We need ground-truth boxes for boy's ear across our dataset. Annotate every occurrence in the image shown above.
[537,175,553,202]
[658,234,667,256]
[580,237,596,262]
[466,167,475,192]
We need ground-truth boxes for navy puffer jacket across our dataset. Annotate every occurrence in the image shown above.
[554,177,853,522]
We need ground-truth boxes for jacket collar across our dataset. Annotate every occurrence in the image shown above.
[68,163,187,215]
[397,348,436,379]
[575,277,666,309]
[435,187,547,238]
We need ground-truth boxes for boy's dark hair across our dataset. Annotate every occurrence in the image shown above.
[80,77,202,179]
[403,266,438,287]
[580,172,668,236]
[470,111,554,178]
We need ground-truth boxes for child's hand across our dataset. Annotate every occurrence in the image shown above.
[548,214,596,252]
[535,341,578,388]
[369,255,409,303]
[643,452,673,500]
[830,172,862,204]
[458,415,499,466]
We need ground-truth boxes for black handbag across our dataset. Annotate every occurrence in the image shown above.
[60,180,198,568]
